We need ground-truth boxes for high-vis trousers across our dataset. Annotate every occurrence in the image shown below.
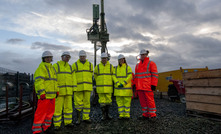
[53,95,73,127]
[98,93,112,107]
[116,96,132,118]
[138,90,157,117]
[32,98,55,134]
[74,91,91,120]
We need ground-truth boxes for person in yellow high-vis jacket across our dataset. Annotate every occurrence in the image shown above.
[32,51,58,134]
[53,52,77,130]
[94,52,118,120]
[113,54,133,120]
[72,50,93,124]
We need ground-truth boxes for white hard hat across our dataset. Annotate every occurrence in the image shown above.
[62,51,71,57]
[79,50,86,57]
[118,54,125,60]
[42,51,53,58]
[140,49,148,55]
[101,52,108,58]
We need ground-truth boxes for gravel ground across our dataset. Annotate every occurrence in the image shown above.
[0,97,220,134]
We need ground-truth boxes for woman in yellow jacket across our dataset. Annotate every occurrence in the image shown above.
[32,51,58,134]
[113,54,133,119]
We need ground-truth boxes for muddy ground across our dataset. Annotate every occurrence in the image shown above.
[0,97,220,134]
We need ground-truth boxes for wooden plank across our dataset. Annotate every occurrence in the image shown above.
[184,78,221,87]
[185,87,221,96]
[183,69,221,80]
[186,102,221,114]
[186,94,221,104]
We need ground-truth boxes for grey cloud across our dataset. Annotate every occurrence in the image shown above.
[31,42,71,51]
[6,38,24,44]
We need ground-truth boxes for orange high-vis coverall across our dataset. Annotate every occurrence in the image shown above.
[135,57,158,117]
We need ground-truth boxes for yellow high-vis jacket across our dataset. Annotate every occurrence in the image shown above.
[53,61,77,95]
[34,62,58,99]
[113,63,133,96]
[72,59,93,91]
[94,61,117,93]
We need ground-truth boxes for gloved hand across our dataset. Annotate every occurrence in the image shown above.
[40,94,46,100]
[56,92,59,98]
[151,85,156,91]
[118,83,124,88]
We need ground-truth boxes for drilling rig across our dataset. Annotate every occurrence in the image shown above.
[86,0,110,66]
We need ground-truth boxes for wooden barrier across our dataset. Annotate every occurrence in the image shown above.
[183,69,221,120]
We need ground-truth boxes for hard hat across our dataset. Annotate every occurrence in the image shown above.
[42,51,53,58]
[61,51,71,57]
[118,54,125,60]
[79,50,86,57]
[101,52,108,58]
[140,49,149,55]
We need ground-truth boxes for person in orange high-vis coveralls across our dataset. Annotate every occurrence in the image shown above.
[32,51,59,134]
[135,49,158,120]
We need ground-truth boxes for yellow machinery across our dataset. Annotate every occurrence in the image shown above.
[157,67,208,93]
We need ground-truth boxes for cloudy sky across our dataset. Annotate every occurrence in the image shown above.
[0,0,221,74]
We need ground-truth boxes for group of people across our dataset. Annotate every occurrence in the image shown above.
[32,49,158,134]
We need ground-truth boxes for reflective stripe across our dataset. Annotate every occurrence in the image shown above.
[89,62,91,71]
[64,113,72,115]
[45,78,57,81]
[32,128,42,132]
[64,118,72,120]
[58,85,75,88]
[149,108,156,110]
[33,123,42,127]
[149,111,156,113]
[146,61,151,73]
[135,72,149,75]
[118,111,125,113]
[152,75,158,78]
[35,76,45,80]
[135,76,151,79]
[96,85,112,87]
[116,76,127,78]
[75,62,78,71]
[151,72,158,75]
[124,81,127,84]
[53,115,61,118]
[115,88,131,90]
[127,72,132,74]
[83,112,90,114]
[125,111,130,113]
[143,111,148,113]
[116,81,119,84]
[57,72,72,74]
[38,89,45,94]
[57,63,60,72]
[76,70,93,73]
[97,73,112,75]
[77,82,93,84]
[126,65,128,77]
[46,92,57,94]
[98,64,100,74]
[143,107,148,109]
[69,65,72,72]
[76,107,83,109]
[118,106,124,108]
[53,119,62,123]
[45,119,51,122]
[115,66,118,77]
[45,65,51,78]
[125,107,130,109]
[83,108,90,110]
[44,123,51,126]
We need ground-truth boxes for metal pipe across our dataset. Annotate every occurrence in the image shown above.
[6,85,8,116]
[19,85,23,119]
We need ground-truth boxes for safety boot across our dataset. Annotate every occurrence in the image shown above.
[106,105,112,120]
[101,107,106,121]
[75,110,81,125]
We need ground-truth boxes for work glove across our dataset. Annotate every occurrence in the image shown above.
[56,92,59,98]
[40,94,46,100]
[151,85,156,91]
[118,83,124,88]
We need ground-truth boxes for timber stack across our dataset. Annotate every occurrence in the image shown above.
[183,69,221,121]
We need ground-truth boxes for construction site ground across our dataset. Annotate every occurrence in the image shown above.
[0,97,220,134]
